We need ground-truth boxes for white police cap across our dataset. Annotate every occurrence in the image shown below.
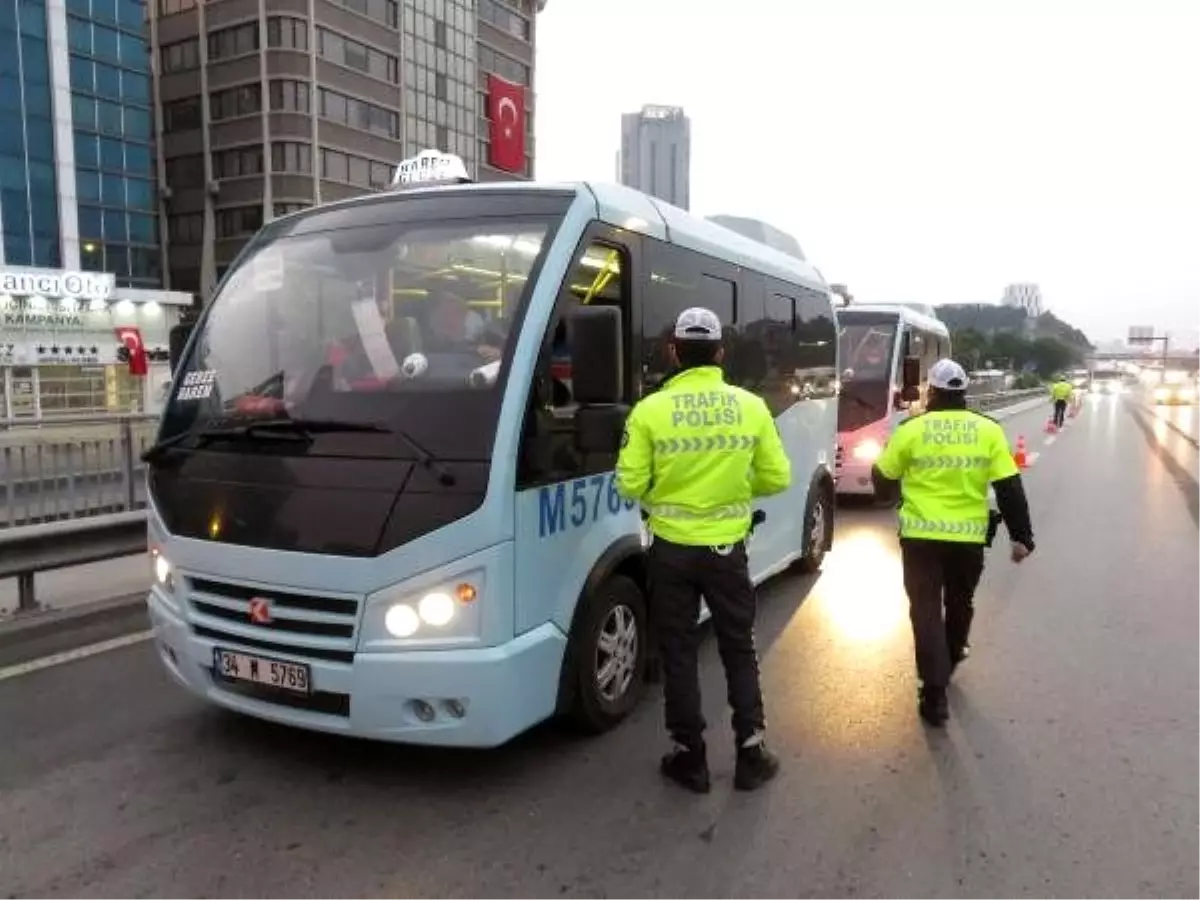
[673,307,723,341]
[929,358,970,390]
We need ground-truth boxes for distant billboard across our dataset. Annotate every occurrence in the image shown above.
[1128,326,1156,345]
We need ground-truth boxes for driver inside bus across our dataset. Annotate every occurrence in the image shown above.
[425,289,504,363]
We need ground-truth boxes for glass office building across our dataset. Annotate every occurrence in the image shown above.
[0,0,161,287]
[1,0,190,421]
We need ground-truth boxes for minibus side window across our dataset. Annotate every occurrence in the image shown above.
[517,237,632,487]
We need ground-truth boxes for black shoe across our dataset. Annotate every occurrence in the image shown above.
[918,685,949,727]
[660,743,711,794]
[734,736,780,791]
[950,644,971,674]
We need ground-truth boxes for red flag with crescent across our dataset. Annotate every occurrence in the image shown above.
[487,74,526,173]
[114,326,148,376]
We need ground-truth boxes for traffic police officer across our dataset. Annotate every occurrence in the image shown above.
[616,307,792,793]
[872,359,1036,726]
[1050,377,1074,428]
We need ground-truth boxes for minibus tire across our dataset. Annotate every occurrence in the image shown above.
[567,574,648,733]
[796,486,832,574]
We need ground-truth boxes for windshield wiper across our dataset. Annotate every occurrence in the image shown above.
[142,418,457,487]
[389,426,456,487]
[141,417,384,464]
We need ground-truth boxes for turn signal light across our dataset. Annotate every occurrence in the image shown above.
[456,582,477,603]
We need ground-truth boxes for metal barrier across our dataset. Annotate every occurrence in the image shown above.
[0,413,159,530]
[967,388,1045,412]
[0,510,148,612]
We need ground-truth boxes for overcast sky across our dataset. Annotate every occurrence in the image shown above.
[533,0,1199,346]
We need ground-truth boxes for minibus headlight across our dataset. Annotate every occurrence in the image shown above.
[151,546,175,593]
[370,573,483,644]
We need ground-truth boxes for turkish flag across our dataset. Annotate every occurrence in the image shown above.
[487,74,526,173]
[114,326,148,376]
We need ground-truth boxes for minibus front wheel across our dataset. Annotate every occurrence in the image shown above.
[564,574,648,733]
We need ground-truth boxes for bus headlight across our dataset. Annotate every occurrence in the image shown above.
[151,547,175,594]
[852,438,882,462]
[384,604,421,638]
[370,574,483,644]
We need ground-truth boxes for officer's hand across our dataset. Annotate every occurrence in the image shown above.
[1010,541,1032,564]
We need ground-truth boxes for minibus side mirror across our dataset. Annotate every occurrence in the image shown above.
[168,322,195,373]
[900,355,921,402]
[567,305,628,454]
[567,305,623,403]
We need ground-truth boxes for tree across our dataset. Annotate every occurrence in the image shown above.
[1028,337,1078,377]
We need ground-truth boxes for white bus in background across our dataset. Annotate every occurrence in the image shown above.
[834,303,951,497]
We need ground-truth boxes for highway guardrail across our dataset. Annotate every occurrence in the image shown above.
[0,510,148,613]
[967,388,1045,412]
[1,414,158,530]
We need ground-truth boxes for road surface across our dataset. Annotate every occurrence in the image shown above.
[0,396,1196,898]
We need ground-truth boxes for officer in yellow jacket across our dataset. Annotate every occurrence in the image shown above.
[616,307,791,794]
[872,359,1035,726]
[1050,378,1074,428]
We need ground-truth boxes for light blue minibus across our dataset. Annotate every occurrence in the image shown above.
[146,151,840,747]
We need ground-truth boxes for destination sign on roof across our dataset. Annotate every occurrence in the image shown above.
[391,149,472,188]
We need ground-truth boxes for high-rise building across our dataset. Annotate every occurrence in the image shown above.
[1001,282,1044,317]
[618,104,689,210]
[1,0,191,421]
[149,0,539,300]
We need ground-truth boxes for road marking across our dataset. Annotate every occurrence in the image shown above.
[0,630,153,683]
[1044,435,1058,446]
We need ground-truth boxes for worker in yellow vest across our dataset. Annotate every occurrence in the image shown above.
[1050,378,1074,428]
[872,359,1035,726]
[616,307,791,793]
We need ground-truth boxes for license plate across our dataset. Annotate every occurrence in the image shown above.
[213,648,311,695]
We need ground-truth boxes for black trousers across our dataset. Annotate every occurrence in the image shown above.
[1053,398,1068,427]
[647,538,765,748]
[899,539,985,689]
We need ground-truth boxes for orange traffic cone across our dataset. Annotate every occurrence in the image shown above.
[1044,417,1058,434]
[1013,435,1028,469]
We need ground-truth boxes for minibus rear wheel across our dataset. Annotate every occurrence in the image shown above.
[567,574,648,733]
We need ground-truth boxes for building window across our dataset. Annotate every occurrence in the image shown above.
[164,154,205,188]
[215,205,264,238]
[210,84,262,121]
[268,79,310,113]
[318,87,398,138]
[207,23,259,61]
[479,0,531,41]
[266,16,308,51]
[317,27,398,83]
[168,213,203,243]
[270,141,312,174]
[213,145,264,179]
[333,0,398,28]
[478,44,529,86]
[163,96,203,132]
[158,0,198,16]
[160,38,199,73]
[318,147,392,189]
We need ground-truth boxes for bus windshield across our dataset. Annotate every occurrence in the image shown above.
[161,206,560,461]
[837,314,899,432]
